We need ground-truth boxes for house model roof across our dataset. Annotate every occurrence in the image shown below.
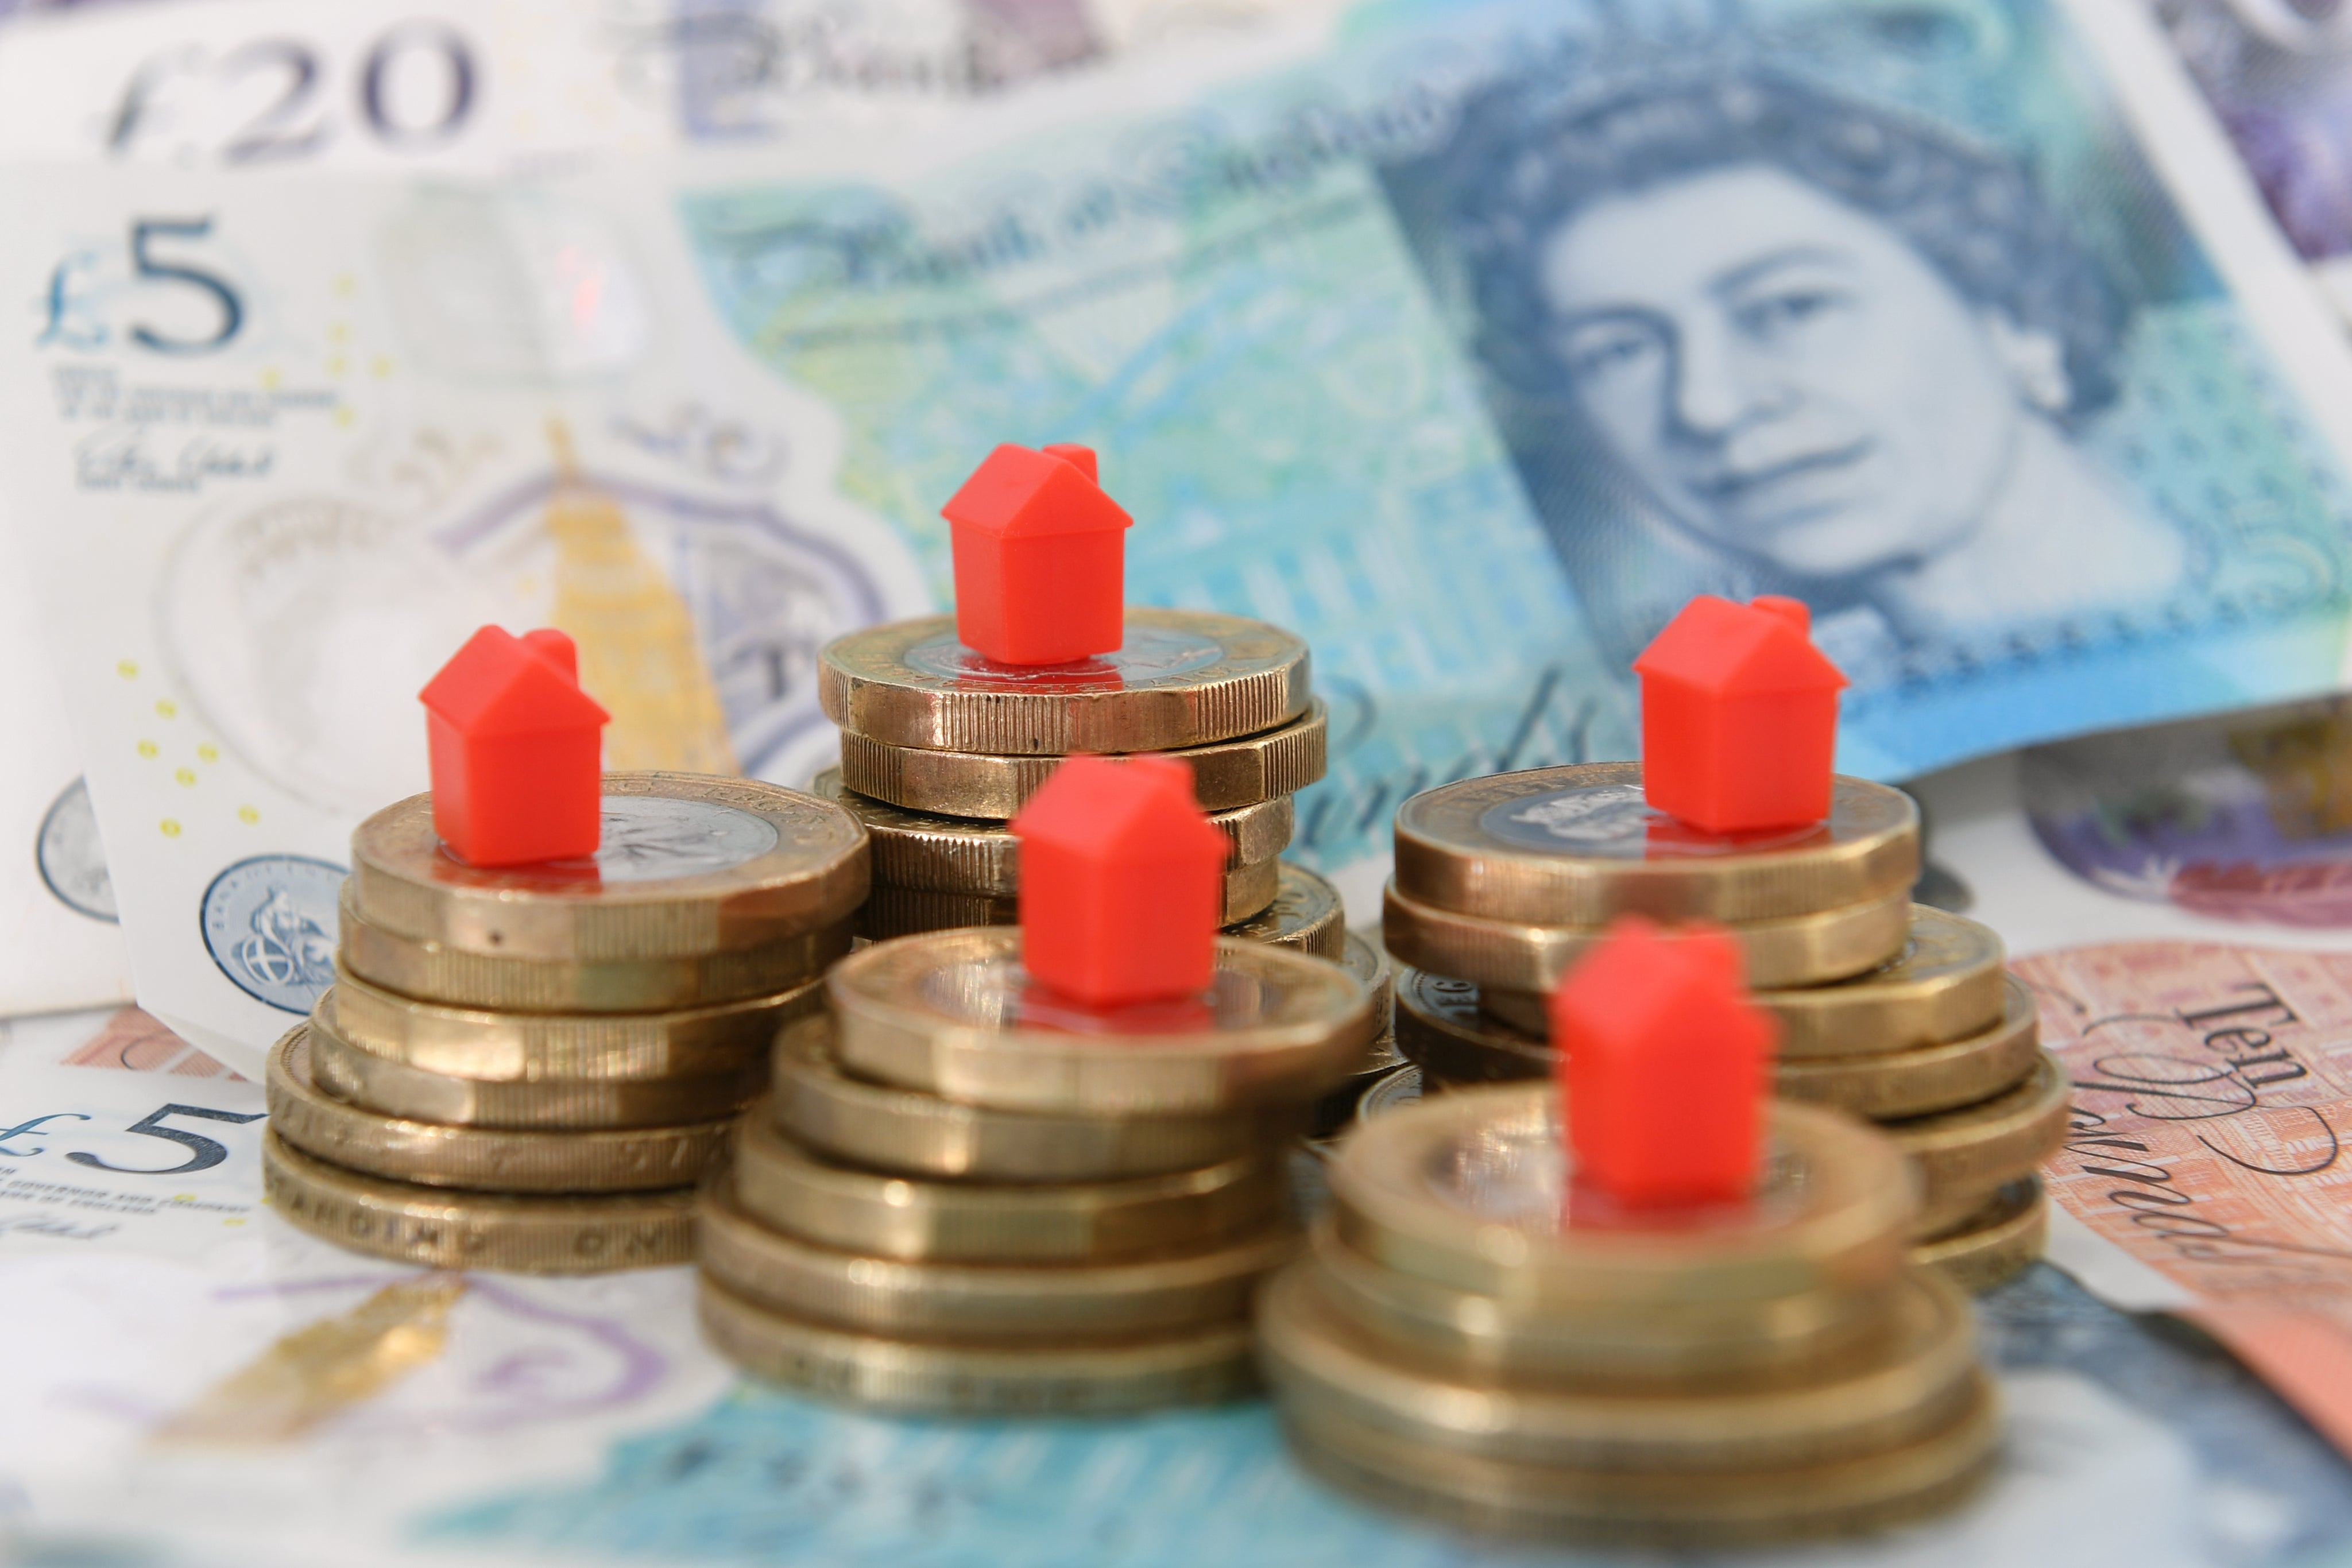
[1013,755,1227,862]
[943,443,1134,541]
[420,626,610,738]
[1631,595,1847,694]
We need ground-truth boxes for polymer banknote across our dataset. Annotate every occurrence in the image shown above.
[16,0,2352,1064]
[0,0,1323,1020]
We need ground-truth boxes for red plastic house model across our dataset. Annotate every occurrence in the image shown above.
[943,442,1134,665]
[420,626,610,867]
[1632,594,1847,834]
[1550,916,1777,1208]
[1011,754,1231,1006]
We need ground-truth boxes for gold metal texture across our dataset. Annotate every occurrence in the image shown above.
[1258,1264,1979,1469]
[698,1276,1259,1415]
[1340,931,1393,1023]
[1394,967,1550,1083]
[267,1026,731,1192]
[769,1016,1286,1181]
[732,1113,1283,1263]
[698,1177,1298,1340]
[1302,1222,1894,1381]
[261,1132,695,1273]
[1910,1178,2047,1294]
[819,609,1310,754]
[307,1006,763,1130]
[853,855,1281,940]
[1479,904,2006,1059]
[1329,1085,1916,1308]
[1312,1032,1407,1138]
[811,768,1293,894]
[324,967,822,1082]
[1382,879,1911,992]
[1272,1376,1997,1546]
[1392,764,1918,926]
[1772,978,2041,1120]
[349,774,868,961]
[829,928,1375,1114]
[1355,1065,1424,1122]
[1223,861,1347,958]
[1885,1052,2069,1235]
[339,886,849,1012]
[835,700,1328,818]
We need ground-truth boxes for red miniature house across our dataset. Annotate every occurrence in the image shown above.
[420,626,611,867]
[1550,917,1777,1208]
[944,442,1133,665]
[1633,595,1847,833]
[1011,754,1231,1006]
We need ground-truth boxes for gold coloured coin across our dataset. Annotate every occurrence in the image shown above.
[1773,978,2040,1120]
[853,855,1281,939]
[348,773,868,961]
[1392,764,1917,926]
[1223,861,1347,958]
[698,1276,1258,1415]
[1383,880,1909,993]
[1394,967,1549,1084]
[769,1016,1283,1181]
[1305,1221,1893,1381]
[261,1132,695,1273]
[1479,904,2005,1058]
[699,1178,1297,1341]
[1911,1178,2046,1294]
[1886,1052,2069,1235]
[1274,1376,1997,1547]
[837,700,1328,818]
[307,1007,762,1130]
[267,1027,729,1193]
[1340,932,1392,1023]
[733,1113,1282,1263]
[340,886,850,1012]
[1259,1264,1978,1468]
[325,966,822,1082]
[1312,1032,1407,1139]
[811,768,1293,893]
[1356,1064,1424,1122]
[819,609,1310,755]
[1330,1085,1916,1308]
[829,929,1374,1114]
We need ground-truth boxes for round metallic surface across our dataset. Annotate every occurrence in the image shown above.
[261,1131,696,1273]
[853,855,1281,940]
[1773,978,2041,1120]
[1910,1178,2046,1294]
[1329,1085,1916,1308]
[819,609,1310,754]
[828,929,1374,1114]
[1258,1263,1978,1467]
[698,1178,1297,1341]
[349,774,868,961]
[1383,880,1911,993]
[836,700,1328,818]
[339,885,849,1012]
[306,1007,762,1130]
[1395,967,1550,1084]
[1392,764,1918,926]
[1885,1052,2068,1236]
[770,1016,1284,1181]
[266,1026,730,1192]
[1224,861,1347,958]
[699,1276,1260,1415]
[324,967,822,1082]
[1356,1064,1425,1122]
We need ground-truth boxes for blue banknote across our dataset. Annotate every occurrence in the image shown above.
[671,0,2352,871]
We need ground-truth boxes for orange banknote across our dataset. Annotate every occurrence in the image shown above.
[2025,942,2352,1456]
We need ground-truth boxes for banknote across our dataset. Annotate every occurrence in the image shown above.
[2148,0,2352,318]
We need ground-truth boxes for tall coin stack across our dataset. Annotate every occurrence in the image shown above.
[263,773,867,1274]
[1382,764,2067,1291]
[1259,1086,1997,1544]
[694,928,1375,1414]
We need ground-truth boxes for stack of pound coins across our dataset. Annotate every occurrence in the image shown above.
[694,927,1376,1414]
[1382,763,2065,1291]
[817,607,1320,942]
[264,773,866,1274]
[1258,1084,1998,1546]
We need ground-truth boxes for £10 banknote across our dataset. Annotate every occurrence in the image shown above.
[10,0,2352,1064]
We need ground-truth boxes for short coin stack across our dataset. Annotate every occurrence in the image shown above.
[817,607,1322,942]
[1383,764,2066,1291]
[1258,1084,1998,1545]
[694,927,1376,1414]
[264,773,867,1273]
